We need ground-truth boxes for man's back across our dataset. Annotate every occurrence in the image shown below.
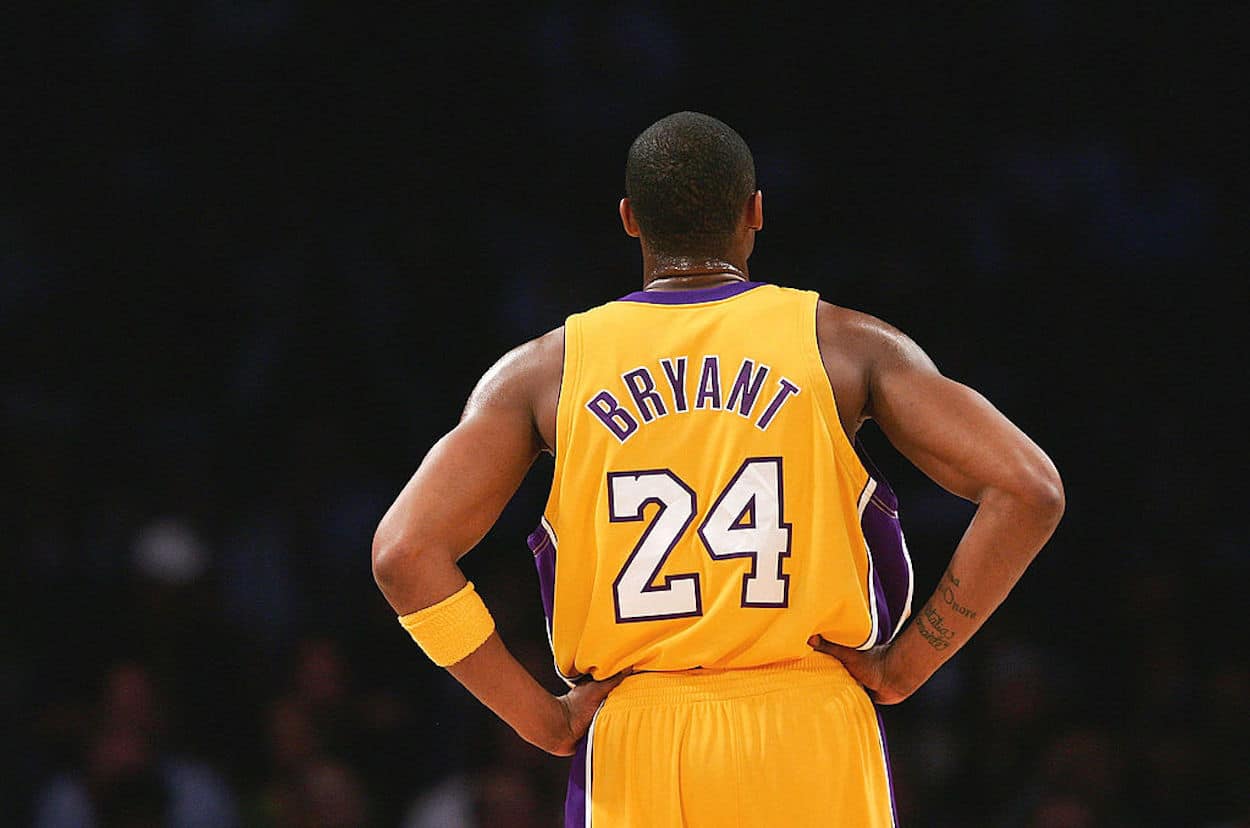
[533,281,912,682]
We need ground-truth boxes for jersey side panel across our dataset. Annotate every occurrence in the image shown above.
[798,294,915,646]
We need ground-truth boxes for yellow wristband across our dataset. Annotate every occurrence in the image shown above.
[398,581,495,667]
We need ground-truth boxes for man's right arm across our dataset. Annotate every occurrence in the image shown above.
[811,306,1064,703]
[372,330,621,754]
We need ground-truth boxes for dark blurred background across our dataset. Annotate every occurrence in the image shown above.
[3,4,1246,827]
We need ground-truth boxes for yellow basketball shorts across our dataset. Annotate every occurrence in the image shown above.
[563,653,897,827]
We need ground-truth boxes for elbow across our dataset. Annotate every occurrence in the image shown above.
[1015,458,1065,529]
[371,526,413,594]
[373,516,463,603]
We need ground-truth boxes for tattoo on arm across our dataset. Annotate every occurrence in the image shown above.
[939,572,978,620]
[915,603,953,650]
[913,571,981,652]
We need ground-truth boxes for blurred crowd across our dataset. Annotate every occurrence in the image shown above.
[4,2,1245,826]
[7,511,1249,827]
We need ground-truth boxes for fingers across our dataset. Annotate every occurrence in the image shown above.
[808,635,859,662]
[585,668,632,691]
[573,670,630,707]
[808,636,837,660]
[585,675,625,700]
[809,635,878,688]
[583,676,623,703]
[599,672,627,692]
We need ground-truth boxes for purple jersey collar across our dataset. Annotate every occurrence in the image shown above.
[617,280,764,305]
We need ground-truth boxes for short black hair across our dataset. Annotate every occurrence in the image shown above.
[625,112,756,257]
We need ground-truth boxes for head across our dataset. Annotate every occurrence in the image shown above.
[621,112,761,263]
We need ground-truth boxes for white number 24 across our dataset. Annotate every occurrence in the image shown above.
[608,458,792,622]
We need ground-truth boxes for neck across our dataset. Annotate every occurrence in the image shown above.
[642,253,750,291]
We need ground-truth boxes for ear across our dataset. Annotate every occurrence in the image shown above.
[746,190,763,232]
[619,198,641,238]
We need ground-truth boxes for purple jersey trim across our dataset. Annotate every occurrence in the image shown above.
[527,524,557,625]
[528,523,585,688]
[616,280,764,305]
[856,442,912,645]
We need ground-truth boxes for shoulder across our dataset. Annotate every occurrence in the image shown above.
[499,326,565,378]
[816,301,904,352]
[813,300,937,430]
[466,326,564,414]
[464,326,565,454]
[815,300,932,371]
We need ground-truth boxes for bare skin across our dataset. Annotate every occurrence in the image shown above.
[372,189,1064,754]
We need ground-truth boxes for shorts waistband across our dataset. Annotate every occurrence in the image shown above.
[605,653,858,710]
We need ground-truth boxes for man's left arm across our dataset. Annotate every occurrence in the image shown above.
[372,338,621,756]
[810,310,1064,703]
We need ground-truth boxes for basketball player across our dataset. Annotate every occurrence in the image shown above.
[373,112,1064,826]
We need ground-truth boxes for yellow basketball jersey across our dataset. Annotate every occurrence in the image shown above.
[527,282,913,681]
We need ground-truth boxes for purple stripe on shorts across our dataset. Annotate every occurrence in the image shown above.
[564,734,588,828]
[855,442,912,645]
[875,709,900,828]
[616,280,763,305]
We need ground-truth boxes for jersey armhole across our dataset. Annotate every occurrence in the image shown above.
[799,292,872,486]
[803,292,913,651]
[547,314,582,522]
